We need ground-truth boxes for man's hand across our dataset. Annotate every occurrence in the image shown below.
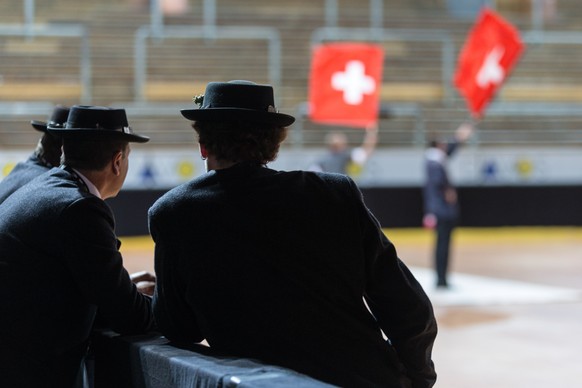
[444,187,458,204]
[363,123,378,147]
[130,271,156,296]
[455,122,474,143]
[423,214,437,229]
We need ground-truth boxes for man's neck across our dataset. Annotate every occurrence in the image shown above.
[206,156,237,172]
[74,168,108,199]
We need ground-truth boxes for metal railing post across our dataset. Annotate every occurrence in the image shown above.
[203,0,217,40]
[24,0,35,39]
[133,25,282,104]
[324,0,338,28]
[79,27,92,104]
[134,26,149,102]
[370,0,383,30]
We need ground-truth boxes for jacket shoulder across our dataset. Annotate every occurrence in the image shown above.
[148,174,212,216]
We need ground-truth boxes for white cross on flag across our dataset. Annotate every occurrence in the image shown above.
[454,8,525,118]
[308,43,384,128]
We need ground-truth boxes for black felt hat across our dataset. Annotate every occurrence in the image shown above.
[47,105,149,143]
[180,80,295,127]
[30,105,70,133]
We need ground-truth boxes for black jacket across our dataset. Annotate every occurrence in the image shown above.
[0,154,50,204]
[0,167,154,388]
[149,162,437,388]
[423,142,460,221]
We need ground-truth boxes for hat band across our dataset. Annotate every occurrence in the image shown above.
[96,123,134,134]
[67,123,135,135]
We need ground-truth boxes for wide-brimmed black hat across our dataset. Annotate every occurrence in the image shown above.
[47,105,149,143]
[180,80,295,127]
[31,105,70,133]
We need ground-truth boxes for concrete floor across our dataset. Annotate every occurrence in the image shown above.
[120,227,582,388]
[389,227,582,388]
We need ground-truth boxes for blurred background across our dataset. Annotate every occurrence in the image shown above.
[1,0,582,234]
[1,1,581,387]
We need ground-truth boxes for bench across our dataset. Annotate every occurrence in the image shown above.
[140,81,582,104]
[379,82,582,103]
[144,82,207,102]
[380,82,444,102]
[0,82,82,101]
[500,84,582,102]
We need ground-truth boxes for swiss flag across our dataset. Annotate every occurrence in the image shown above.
[308,43,384,128]
[454,8,525,118]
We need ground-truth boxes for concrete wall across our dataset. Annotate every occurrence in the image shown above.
[3,146,581,235]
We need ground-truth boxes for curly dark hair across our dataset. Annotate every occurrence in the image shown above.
[193,120,287,164]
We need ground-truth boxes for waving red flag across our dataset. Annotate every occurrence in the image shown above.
[308,43,384,128]
[454,8,525,118]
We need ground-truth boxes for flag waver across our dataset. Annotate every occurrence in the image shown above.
[308,43,384,128]
[454,8,525,118]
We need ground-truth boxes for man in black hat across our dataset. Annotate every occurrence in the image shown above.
[0,105,69,203]
[0,105,155,387]
[149,80,437,387]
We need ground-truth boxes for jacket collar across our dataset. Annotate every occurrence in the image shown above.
[425,147,446,164]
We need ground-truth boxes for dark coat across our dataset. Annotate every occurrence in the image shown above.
[149,162,437,388]
[0,154,50,204]
[0,167,154,388]
[423,142,460,221]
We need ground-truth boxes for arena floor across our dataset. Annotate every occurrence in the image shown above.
[120,227,582,388]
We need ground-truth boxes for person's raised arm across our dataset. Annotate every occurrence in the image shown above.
[361,123,378,159]
[351,123,379,167]
[454,122,474,144]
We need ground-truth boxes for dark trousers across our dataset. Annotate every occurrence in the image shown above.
[434,218,456,286]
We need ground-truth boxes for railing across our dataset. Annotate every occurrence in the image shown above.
[133,25,282,104]
[1,2,582,147]
[0,23,92,104]
[91,330,332,388]
[310,27,456,103]
[290,102,426,148]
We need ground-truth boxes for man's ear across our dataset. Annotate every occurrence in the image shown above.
[199,144,209,160]
[112,150,123,176]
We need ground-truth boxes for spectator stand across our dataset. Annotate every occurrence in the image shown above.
[133,0,282,105]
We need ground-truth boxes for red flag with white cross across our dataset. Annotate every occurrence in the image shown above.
[454,8,525,118]
[308,43,384,128]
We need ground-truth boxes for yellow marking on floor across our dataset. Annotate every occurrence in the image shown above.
[120,227,582,252]
[119,236,155,251]
[384,227,582,245]
[120,226,582,251]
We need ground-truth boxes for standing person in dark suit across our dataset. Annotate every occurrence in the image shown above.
[422,122,474,289]
[0,105,69,203]
[0,105,155,388]
[149,80,437,388]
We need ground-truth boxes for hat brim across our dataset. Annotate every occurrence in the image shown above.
[180,108,295,127]
[30,120,48,133]
[46,127,150,143]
